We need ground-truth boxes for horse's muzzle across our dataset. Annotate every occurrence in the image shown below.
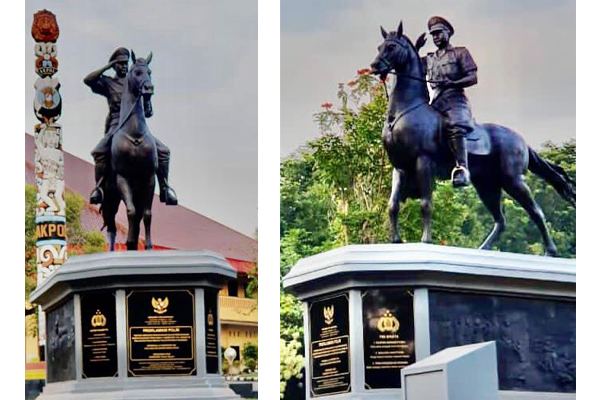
[370,60,390,80]
[141,82,154,96]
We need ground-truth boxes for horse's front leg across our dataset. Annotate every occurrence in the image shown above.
[115,174,137,250]
[416,156,434,243]
[388,168,403,243]
[143,177,155,250]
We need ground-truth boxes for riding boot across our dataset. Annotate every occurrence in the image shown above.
[448,134,471,188]
[157,161,178,205]
[89,160,106,204]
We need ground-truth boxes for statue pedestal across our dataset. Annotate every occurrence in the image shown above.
[283,243,575,400]
[30,250,241,400]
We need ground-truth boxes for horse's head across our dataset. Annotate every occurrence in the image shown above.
[128,50,154,118]
[370,21,416,81]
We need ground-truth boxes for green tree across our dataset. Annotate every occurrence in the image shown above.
[242,342,258,371]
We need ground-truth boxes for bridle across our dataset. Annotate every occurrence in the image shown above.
[113,65,153,146]
[373,36,442,101]
[373,36,436,131]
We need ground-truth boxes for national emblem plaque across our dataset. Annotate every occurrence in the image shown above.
[308,293,351,397]
[126,289,196,377]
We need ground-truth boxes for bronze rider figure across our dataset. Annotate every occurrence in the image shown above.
[422,16,477,187]
[84,47,178,205]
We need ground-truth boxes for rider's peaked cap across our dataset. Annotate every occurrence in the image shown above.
[428,16,454,36]
[109,47,130,63]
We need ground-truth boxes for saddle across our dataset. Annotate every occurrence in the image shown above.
[465,124,491,155]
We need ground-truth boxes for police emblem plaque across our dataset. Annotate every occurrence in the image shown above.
[204,289,220,373]
[362,288,415,389]
[81,292,118,378]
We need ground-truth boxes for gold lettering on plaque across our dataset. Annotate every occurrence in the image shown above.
[91,310,107,327]
[207,309,214,326]
[323,305,334,325]
[376,310,400,333]
[152,297,169,314]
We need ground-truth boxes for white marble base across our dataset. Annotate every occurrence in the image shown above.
[36,376,240,400]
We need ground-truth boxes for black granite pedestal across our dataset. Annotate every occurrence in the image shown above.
[30,250,241,400]
[283,243,576,400]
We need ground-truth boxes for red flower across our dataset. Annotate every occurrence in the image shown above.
[357,68,371,76]
[321,102,333,110]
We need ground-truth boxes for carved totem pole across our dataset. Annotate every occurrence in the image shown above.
[32,10,66,347]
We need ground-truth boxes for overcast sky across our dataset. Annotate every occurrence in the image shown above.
[281,0,575,157]
[26,0,257,237]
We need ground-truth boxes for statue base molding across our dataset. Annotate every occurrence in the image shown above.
[283,244,575,400]
[30,251,241,400]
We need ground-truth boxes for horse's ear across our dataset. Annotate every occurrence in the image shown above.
[146,52,153,65]
[380,26,388,39]
[397,20,403,37]
[130,49,137,62]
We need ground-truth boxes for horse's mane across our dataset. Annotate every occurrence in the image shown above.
[387,31,426,79]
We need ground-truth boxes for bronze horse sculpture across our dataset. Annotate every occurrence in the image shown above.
[102,51,158,251]
[370,22,575,256]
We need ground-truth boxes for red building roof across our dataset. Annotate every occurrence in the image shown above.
[26,133,257,272]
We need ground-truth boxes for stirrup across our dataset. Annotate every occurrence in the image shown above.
[90,186,104,204]
[451,165,470,187]
[160,186,178,205]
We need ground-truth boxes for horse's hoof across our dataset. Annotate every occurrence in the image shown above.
[545,248,558,257]
[390,234,403,243]
[161,187,178,205]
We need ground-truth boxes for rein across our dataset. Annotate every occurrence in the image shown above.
[376,59,431,131]
[113,78,152,146]
[378,76,427,131]
[386,100,427,132]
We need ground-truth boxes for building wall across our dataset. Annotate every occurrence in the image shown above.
[219,276,258,370]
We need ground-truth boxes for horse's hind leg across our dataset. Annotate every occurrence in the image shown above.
[106,208,118,251]
[388,168,403,243]
[142,180,155,250]
[115,174,138,250]
[416,156,434,243]
[503,175,557,256]
[473,180,506,250]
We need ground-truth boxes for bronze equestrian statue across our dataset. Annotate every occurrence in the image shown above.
[85,49,173,250]
[84,47,178,207]
[370,19,575,256]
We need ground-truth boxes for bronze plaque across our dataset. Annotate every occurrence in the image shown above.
[204,289,219,373]
[429,290,576,392]
[309,293,351,397]
[362,289,415,389]
[81,292,118,378]
[126,289,196,377]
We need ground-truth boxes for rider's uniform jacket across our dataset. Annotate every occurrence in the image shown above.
[422,45,477,133]
[87,73,170,163]
[86,74,125,136]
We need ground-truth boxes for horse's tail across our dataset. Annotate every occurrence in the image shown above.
[528,147,575,207]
